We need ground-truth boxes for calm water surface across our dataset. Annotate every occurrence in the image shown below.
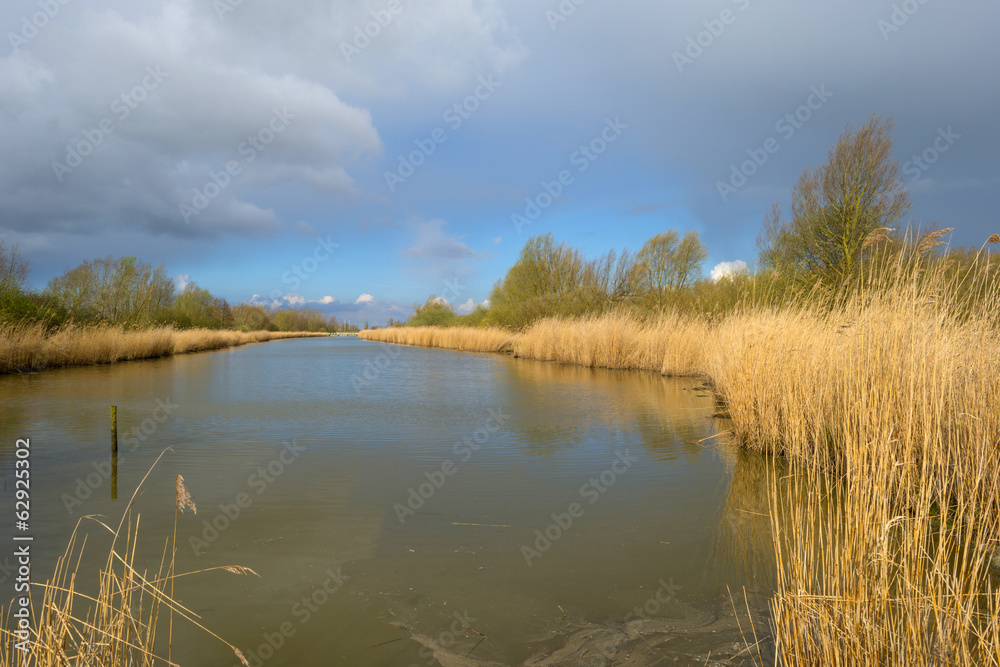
[0,338,775,665]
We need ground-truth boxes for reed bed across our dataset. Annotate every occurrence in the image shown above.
[359,325,516,353]
[1,457,255,666]
[0,323,326,374]
[515,310,708,376]
[360,262,1000,664]
[359,312,708,376]
[704,286,1000,665]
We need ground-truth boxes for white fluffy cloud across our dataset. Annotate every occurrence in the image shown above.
[456,298,475,314]
[355,293,375,304]
[711,260,748,281]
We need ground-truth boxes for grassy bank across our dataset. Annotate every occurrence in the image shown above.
[358,324,515,353]
[360,273,1000,664]
[0,322,327,374]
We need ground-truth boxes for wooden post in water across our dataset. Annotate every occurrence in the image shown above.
[111,405,118,453]
[111,451,118,500]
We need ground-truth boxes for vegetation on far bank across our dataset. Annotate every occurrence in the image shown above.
[398,116,998,331]
[0,248,359,334]
[0,238,358,373]
[361,116,1000,665]
[0,322,327,374]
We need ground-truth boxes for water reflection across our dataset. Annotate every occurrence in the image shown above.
[499,358,721,463]
[0,339,777,665]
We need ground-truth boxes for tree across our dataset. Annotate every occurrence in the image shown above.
[408,296,456,327]
[758,116,910,284]
[673,230,709,290]
[0,240,30,298]
[172,283,216,328]
[486,234,612,327]
[635,231,679,304]
[46,256,174,325]
[233,304,270,331]
[634,229,708,306]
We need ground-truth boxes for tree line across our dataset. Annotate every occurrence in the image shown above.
[0,251,358,333]
[402,116,998,329]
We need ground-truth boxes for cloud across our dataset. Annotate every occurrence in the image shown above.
[248,293,338,308]
[456,298,475,314]
[711,260,749,281]
[355,293,375,304]
[174,273,190,291]
[399,218,490,260]
[0,1,384,241]
[294,220,317,238]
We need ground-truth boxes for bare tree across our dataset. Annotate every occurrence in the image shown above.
[634,230,707,306]
[46,256,175,325]
[758,115,910,283]
[673,230,709,290]
[0,240,30,297]
[635,231,679,306]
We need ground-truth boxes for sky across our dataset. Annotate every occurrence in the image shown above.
[2,0,998,326]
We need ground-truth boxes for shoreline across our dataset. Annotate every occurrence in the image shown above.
[361,304,1000,664]
[0,323,329,375]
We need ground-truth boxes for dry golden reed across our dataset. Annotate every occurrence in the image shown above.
[175,475,197,515]
[360,325,515,353]
[2,454,255,666]
[359,261,1000,665]
[0,324,326,374]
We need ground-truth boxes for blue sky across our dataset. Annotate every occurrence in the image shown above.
[2,0,998,325]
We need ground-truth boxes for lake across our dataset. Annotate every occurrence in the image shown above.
[0,337,776,665]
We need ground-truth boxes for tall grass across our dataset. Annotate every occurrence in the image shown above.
[360,249,1000,664]
[1,455,255,665]
[0,324,326,374]
[359,325,516,353]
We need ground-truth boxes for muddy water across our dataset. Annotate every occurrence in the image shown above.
[0,338,776,665]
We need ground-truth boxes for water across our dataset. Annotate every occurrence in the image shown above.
[0,338,776,665]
